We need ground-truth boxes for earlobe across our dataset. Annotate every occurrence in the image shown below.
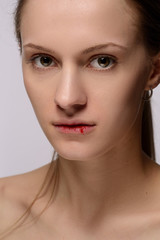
[143,88,153,101]
[145,55,160,90]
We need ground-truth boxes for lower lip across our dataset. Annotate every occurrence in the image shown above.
[54,125,95,134]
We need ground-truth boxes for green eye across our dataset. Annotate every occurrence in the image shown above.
[90,56,115,70]
[40,56,53,67]
[32,55,56,68]
[98,57,110,68]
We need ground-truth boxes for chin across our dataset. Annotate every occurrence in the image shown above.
[49,133,118,162]
[57,150,94,162]
[53,142,97,162]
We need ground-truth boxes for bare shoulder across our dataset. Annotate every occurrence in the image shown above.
[0,163,50,232]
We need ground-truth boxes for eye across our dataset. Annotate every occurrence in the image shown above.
[31,55,56,69]
[89,56,116,70]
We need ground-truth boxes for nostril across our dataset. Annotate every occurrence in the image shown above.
[57,102,86,109]
[74,103,87,111]
[54,84,87,108]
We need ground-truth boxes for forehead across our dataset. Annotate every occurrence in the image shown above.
[21,0,139,51]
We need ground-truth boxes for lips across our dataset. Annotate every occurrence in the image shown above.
[53,120,96,127]
[55,125,91,129]
[53,120,96,134]
[55,124,93,127]
[54,125,95,134]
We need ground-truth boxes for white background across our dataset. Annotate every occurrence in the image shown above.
[0,1,53,177]
[0,0,160,177]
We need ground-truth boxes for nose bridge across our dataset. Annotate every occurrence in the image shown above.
[54,62,87,109]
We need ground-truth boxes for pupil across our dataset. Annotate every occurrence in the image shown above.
[41,57,52,66]
[98,57,109,67]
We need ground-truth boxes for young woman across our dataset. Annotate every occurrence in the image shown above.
[0,0,160,239]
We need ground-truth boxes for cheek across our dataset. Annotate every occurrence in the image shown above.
[92,67,147,146]
[22,68,54,127]
[92,74,143,120]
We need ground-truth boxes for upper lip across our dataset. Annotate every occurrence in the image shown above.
[53,120,96,126]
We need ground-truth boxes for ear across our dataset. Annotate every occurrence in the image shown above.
[145,53,160,90]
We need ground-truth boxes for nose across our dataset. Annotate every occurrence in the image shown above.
[54,64,87,115]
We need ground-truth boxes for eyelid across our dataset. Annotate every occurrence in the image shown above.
[86,54,117,71]
[26,52,118,72]
[89,54,117,62]
[31,53,56,61]
[27,53,59,67]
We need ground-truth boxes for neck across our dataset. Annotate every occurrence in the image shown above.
[52,128,155,226]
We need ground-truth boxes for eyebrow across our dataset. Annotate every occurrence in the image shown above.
[23,42,127,55]
[81,43,127,54]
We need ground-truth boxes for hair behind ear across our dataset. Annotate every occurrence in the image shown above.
[141,100,155,161]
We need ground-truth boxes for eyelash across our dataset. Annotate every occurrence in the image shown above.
[27,53,117,72]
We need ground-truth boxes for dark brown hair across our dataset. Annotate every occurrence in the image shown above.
[1,0,159,238]
[125,0,160,159]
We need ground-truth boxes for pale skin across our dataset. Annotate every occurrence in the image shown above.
[1,0,160,239]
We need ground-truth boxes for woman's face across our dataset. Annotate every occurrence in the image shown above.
[21,0,152,161]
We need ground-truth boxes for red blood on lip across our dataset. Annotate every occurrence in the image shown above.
[55,125,93,134]
[80,126,85,134]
